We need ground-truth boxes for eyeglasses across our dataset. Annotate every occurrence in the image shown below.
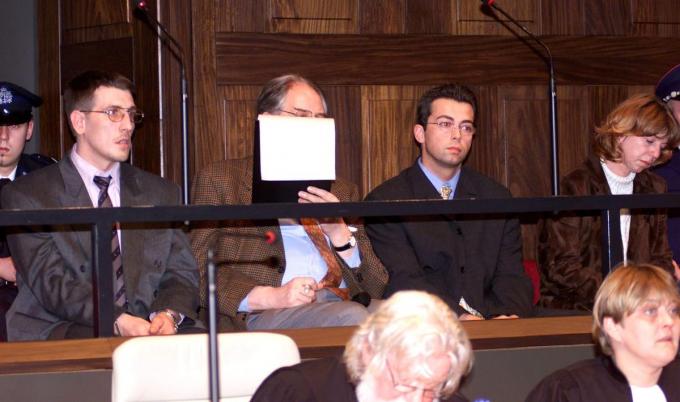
[385,360,444,400]
[80,107,145,124]
[276,108,330,119]
[427,121,476,136]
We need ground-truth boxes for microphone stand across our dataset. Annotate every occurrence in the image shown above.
[207,248,220,402]
[133,1,191,204]
[483,1,560,196]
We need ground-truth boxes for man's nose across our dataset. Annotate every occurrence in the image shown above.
[0,126,8,140]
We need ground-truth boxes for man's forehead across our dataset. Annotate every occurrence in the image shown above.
[91,86,135,106]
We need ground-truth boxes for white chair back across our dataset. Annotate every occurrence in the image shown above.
[111,332,300,402]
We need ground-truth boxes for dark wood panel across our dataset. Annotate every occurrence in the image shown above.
[61,0,129,30]
[130,1,161,175]
[269,0,357,33]
[359,0,404,34]
[405,0,450,34]
[457,0,539,35]
[216,0,266,32]
[542,0,584,35]
[585,0,630,35]
[219,85,260,161]
[192,0,223,177]
[465,86,503,186]
[632,0,680,24]
[324,86,363,193]
[37,0,65,160]
[361,86,427,193]
[61,38,134,88]
[62,23,133,46]
[214,33,680,86]
[159,0,194,184]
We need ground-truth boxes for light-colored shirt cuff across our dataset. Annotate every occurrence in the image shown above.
[341,246,361,268]
[238,295,250,313]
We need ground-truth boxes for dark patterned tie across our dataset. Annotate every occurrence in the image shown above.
[300,218,349,301]
[93,176,126,307]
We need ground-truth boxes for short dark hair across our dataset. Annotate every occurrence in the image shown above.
[416,84,477,127]
[255,74,327,115]
[63,70,135,118]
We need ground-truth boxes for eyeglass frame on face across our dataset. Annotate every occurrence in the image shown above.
[79,107,145,124]
[385,359,445,401]
[275,107,330,119]
[426,119,476,137]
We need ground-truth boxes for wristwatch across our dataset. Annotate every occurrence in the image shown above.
[333,234,357,252]
[161,309,181,331]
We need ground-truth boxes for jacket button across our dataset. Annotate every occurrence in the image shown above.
[79,265,86,273]
[356,273,363,282]
[277,266,285,274]
[460,266,465,273]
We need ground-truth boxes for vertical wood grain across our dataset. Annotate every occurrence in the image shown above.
[359,0,405,34]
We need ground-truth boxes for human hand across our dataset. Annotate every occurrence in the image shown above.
[298,186,351,246]
[492,314,519,320]
[115,313,151,336]
[247,277,319,310]
[149,312,177,335]
[459,313,484,321]
[0,257,16,282]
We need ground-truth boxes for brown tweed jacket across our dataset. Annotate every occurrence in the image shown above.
[538,155,673,311]
[190,158,388,330]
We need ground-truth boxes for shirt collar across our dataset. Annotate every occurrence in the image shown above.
[417,157,461,199]
[0,166,18,181]
[70,144,121,187]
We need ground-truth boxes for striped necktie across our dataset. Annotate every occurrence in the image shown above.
[300,218,349,300]
[93,175,126,308]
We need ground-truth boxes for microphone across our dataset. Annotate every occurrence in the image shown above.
[132,0,191,205]
[480,0,560,196]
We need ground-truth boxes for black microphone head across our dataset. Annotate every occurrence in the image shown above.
[480,0,495,6]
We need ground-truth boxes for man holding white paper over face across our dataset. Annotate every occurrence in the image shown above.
[191,75,388,331]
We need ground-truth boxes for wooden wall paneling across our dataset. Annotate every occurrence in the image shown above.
[361,86,428,193]
[37,0,65,160]
[584,0,631,36]
[586,86,631,137]
[405,0,451,34]
[541,0,585,35]
[129,1,161,176]
[216,0,267,32]
[61,0,129,31]
[464,86,504,186]
[268,0,358,33]
[632,0,680,37]
[456,0,539,36]
[322,86,363,194]
[192,0,224,179]
[359,0,405,34]
[215,34,680,87]
[554,86,590,180]
[218,85,260,161]
[500,86,551,198]
[158,0,194,183]
[60,39,134,87]
[61,24,133,46]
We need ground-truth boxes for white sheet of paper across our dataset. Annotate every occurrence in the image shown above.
[257,114,336,181]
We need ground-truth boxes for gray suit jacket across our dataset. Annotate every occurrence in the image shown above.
[2,156,199,340]
[365,162,534,318]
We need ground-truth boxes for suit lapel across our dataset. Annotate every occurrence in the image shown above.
[119,164,145,289]
[58,157,95,258]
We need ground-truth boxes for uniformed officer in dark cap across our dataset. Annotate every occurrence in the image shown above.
[653,64,680,281]
[0,82,55,340]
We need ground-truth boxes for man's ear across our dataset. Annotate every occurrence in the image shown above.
[25,120,34,141]
[413,124,425,145]
[69,110,85,136]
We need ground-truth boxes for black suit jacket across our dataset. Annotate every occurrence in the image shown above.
[252,357,469,402]
[2,156,199,340]
[364,162,533,318]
